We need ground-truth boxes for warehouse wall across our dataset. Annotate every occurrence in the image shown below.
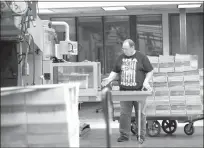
[39,11,203,71]
[169,13,203,68]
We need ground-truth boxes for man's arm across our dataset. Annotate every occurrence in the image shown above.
[143,70,153,90]
[144,70,153,83]
[142,55,154,90]
[101,71,119,87]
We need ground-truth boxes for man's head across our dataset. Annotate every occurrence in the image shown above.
[122,39,136,56]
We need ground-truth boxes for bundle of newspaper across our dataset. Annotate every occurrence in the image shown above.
[147,56,159,73]
[174,54,198,72]
[159,56,175,72]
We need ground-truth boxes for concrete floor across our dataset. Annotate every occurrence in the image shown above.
[79,102,203,147]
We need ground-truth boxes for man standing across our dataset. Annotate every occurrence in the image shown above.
[101,39,153,143]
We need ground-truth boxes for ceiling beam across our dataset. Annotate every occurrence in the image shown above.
[38,8,203,18]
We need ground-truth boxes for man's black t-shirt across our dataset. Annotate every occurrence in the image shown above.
[112,51,153,91]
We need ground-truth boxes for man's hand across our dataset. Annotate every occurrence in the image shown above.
[142,80,152,91]
[101,78,111,87]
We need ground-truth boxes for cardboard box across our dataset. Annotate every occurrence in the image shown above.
[1,84,80,147]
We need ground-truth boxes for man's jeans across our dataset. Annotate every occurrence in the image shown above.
[119,101,146,138]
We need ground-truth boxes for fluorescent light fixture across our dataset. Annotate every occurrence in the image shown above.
[102,6,126,11]
[38,2,203,9]
[178,4,202,8]
[38,9,55,13]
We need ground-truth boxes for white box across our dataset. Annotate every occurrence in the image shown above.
[1,83,80,147]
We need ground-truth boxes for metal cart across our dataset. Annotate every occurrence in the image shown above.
[112,104,203,137]
[112,110,203,137]
[101,87,152,145]
[129,114,204,137]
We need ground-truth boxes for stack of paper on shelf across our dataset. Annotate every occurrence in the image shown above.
[147,56,159,73]
[145,102,156,116]
[159,56,175,72]
[155,104,171,115]
[169,86,185,102]
[185,85,200,96]
[199,68,203,77]
[175,54,198,71]
[185,95,202,105]
[146,96,154,102]
[200,89,203,97]
[171,104,186,115]
[186,104,203,115]
[167,71,184,82]
[153,82,168,88]
[153,72,168,83]
[154,87,169,102]
[183,70,199,82]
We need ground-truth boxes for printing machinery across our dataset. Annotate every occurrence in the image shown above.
[1,0,101,136]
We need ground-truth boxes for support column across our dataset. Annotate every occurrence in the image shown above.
[179,8,187,54]
[162,12,170,55]
[129,15,139,50]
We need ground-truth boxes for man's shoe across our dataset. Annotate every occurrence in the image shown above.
[117,136,129,142]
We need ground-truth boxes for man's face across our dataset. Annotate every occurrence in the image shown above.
[122,42,134,56]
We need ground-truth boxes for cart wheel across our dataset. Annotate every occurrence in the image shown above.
[162,120,177,134]
[131,122,138,135]
[184,124,195,136]
[147,120,161,137]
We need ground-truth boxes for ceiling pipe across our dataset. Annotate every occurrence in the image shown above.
[50,21,70,41]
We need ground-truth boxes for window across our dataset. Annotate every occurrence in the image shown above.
[77,17,103,64]
[169,13,203,68]
[136,14,163,56]
[104,16,130,73]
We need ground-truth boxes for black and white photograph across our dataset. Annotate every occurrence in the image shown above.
[0,0,203,147]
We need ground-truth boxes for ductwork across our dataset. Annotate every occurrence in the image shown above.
[50,21,70,41]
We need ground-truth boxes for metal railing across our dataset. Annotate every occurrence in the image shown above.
[101,86,113,148]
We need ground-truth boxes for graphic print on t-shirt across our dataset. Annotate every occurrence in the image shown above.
[121,58,137,86]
